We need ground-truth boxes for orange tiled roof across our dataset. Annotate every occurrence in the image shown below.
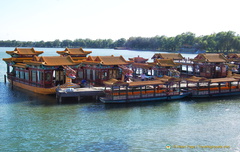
[154,59,177,67]
[84,55,130,65]
[13,63,27,68]
[56,47,92,55]
[25,56,79,66]
[152,53,184,60]
[2,57,33,63]
[6,48,43,55]
[192,53,228,63]
[129,55,148,63]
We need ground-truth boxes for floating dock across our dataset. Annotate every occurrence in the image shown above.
[56,87,105,103]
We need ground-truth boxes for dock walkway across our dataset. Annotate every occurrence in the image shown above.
[56,87,105,103]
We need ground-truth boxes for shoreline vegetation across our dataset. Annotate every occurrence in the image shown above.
[1,31,240,53]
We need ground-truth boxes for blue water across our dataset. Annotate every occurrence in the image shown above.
[0,47,239,151]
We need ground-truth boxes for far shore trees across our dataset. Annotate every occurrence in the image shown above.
[0,31,240,53]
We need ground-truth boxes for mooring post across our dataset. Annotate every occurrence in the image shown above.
[56,93,59,103]
[11,77,13,89]
[4,75,6,84]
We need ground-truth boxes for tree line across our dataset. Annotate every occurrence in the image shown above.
[1,31,240,53]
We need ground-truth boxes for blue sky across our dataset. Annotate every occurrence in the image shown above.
[0,0,239,41]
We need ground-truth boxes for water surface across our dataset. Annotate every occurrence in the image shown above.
[0,47,239,151]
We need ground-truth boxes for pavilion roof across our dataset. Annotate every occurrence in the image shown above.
[129,55,148,63]
[6,48,43,55]
[83,55,131,65]
[151,53,184,60]
[56,47,92,55]
[191,53,229,63]
[153,59,179,67]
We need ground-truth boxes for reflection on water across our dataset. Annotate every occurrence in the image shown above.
[0,48,240,151]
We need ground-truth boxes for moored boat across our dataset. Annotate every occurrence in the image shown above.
[2,48,87,94]
[100,78,190,103]
[185,76,240,98]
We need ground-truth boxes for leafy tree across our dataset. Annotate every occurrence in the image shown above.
[1,31,240,53]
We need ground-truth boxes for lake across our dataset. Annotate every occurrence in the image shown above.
[0,47,239,151]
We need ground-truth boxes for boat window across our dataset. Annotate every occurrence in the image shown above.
[20,71,24,79]
[32,70,36,82]
[25,72,29,80]
[16,70,19,78]
[45,73,51,81]
[78,71,83,79]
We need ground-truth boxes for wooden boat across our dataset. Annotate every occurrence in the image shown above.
[2,48,85,94]
[100,78,190,103]
[100,92,190,103]
[185,76,240,98]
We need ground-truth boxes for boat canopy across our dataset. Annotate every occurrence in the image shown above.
[155,75,181,82]
[185,76,210,82]
[210,77,238,83]
[103,79,128,86]
[128,80,165,87]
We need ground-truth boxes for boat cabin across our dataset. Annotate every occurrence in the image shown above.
[227,53,240,73]
[3,48,44,75]
[149,59,180,77]
[79,55,132,85]
[151,53,184,62]
[191,53,229,78]
[129,55,148,63]
[56,47,92,61]
[101,76,184,103]
[3,47,81,89]
[185,76,240,97]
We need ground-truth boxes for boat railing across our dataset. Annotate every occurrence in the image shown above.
[105,88,180,100]
[8,75,53,88]
[190,86,240,95]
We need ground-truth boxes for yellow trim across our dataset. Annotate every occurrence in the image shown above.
[9,79,57,94]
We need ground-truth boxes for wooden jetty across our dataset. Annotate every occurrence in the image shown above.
[56,87,105,103]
